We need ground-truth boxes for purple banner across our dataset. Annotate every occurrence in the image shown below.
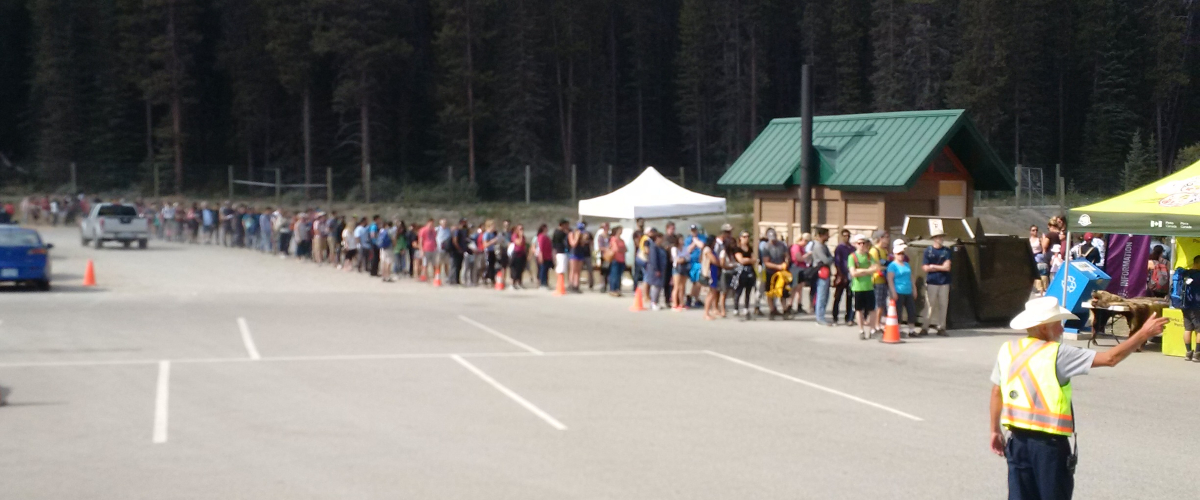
[1104,234,1152,298]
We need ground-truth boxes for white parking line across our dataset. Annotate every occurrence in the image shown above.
[0,349,707,368]
[457,315,543,355]
[451,355,566,430]
[153,360,171,444]
[704,350,923,422]
[236,317,261,360]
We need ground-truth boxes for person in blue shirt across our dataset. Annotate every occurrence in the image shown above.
[244,210,259,250]
[887,239,916,337]
[684,224,707,308]
[200,202,215,244]
[920,232,953,337]
[258,210,272,253]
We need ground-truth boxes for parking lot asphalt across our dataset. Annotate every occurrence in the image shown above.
[0,226,1193,499]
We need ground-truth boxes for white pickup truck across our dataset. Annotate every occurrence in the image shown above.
[80,203,149,249]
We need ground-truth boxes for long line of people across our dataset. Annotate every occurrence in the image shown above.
[132,200,955,339]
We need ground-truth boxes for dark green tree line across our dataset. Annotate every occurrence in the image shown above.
[2,0,1199,197]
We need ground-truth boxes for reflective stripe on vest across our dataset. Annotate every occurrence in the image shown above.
[997,338,1074,436]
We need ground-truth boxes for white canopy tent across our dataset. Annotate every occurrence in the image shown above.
[578,167,726,219]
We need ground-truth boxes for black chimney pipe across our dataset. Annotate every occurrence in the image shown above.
[799,64,813,234]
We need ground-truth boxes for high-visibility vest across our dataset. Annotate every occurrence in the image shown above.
[997,337,1074,436]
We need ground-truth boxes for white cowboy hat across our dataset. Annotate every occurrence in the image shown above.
[1010,297,1078,330]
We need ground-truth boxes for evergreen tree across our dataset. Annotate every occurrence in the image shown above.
[490,0,549,197]
[28,0,83,181]
[1174,142,1200,170]
[0,0,32,165]
[6,0,1200,199]
[1081,0,1140,184]
[260,0,319,190]
[219,0,278,182]
[1143,0,1196,174]
[676,0,716,182]
[143,0,202,194]
[1123,130,1157,190]
[432,0,492,185]
[829,0,871,114]
[869,0,904,112]
[946,0,1009,142]
[311,0,412,198]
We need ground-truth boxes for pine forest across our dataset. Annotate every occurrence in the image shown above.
[1,0,1198,200]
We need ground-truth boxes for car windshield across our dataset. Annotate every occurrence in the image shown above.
[0,230,42,247]
[98,205,138,217]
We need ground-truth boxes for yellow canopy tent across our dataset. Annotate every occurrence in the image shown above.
[1069,159,1200,236]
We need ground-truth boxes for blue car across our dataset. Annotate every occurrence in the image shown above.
[0,226,53,291]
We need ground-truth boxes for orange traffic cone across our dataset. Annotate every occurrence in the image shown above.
[419,273,428,282]
[629,284,646,312]
[432,270,442,287]
[82,259,96,287]
[495,270,506,291]
[554,273,567,296]
[881,299,902,344]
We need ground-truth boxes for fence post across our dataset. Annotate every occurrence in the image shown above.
[153,164,160,199]
[525,165,531,204]
[1014,165,1022,208]
[1056,164,1064,209]
[607,164,613,192]
[571,164,577,202]
[69,162,77,194]
[326,167,333,209]
[274,168,281,206]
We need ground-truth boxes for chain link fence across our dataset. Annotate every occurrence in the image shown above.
[0,160,736,208]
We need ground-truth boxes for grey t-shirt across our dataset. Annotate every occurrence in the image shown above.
[990,342,1097,387]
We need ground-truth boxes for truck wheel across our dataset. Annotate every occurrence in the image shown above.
[123,241,131,249]
[138,239,147,249]
[35,280,50,291]
[94,237,102,249]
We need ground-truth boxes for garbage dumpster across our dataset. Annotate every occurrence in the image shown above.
[902,216,1038,329]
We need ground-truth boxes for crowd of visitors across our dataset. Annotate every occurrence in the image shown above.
[1029,215,1174,298]
[120,200,959,339]
[7,195,966,339]
[17,196,87,226]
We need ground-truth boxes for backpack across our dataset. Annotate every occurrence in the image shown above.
[376,230,392,249]
[1149,260,1171,294]
[1171,268,1190,308]
[1185,268,1200,306]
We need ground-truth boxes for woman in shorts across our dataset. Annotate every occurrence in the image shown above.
[670,235,689,310]
[702,237,721,320]
[568,222,589,292]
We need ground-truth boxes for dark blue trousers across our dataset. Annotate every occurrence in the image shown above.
[1007,428,1074,500]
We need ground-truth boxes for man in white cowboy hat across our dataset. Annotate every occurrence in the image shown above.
[989,297,1168,500]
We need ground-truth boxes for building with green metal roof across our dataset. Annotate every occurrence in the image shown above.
[717,109,1014,239]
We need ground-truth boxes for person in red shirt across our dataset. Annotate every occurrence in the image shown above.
[536,224,554,289]
[417,219,437,281]
[607,226,627,296]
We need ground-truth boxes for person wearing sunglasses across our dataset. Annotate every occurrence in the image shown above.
[847,234,880,339]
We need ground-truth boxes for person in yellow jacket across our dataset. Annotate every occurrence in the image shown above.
[990,297,1168,500]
